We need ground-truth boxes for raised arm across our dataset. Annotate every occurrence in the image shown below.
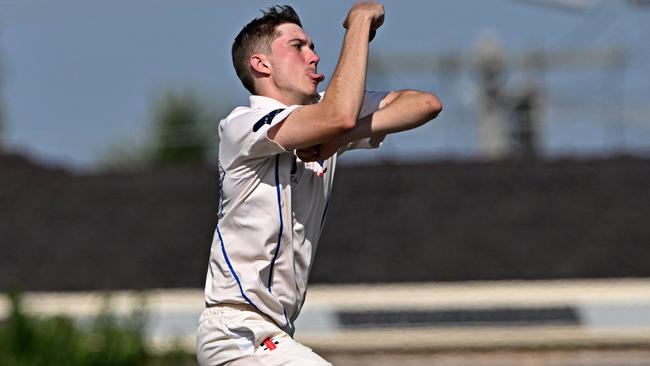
[367,89,442,134]
[299,89,443,161]
[268,2,385,151]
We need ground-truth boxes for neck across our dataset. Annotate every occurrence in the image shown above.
[255,84,317,106]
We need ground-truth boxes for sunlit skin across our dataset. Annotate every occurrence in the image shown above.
[252,23,325,106]
[255,3,441,161]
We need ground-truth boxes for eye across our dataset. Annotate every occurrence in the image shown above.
[293,44,302,50]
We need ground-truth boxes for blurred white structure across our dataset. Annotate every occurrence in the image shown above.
[3,279,650,353]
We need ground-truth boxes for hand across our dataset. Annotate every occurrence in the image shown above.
[313,140,341,161]
[296,140,341,162]
[343,1,385,40]
[296,147,318,162]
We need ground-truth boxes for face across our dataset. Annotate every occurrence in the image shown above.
[266,23,324,104]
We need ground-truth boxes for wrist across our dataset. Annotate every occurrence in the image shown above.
[345,12,373,32]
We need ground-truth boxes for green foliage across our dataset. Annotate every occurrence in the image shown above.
[99,87,226,171]
[151,89,211,166]
[0,291,193,366]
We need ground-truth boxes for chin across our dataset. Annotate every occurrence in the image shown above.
[295,88,319,105]
[304,89,321,103]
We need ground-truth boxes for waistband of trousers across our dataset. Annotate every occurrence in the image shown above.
[206,302,259,313]
[205,302,277,323]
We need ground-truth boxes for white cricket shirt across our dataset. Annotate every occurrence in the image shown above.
[204,91,388,335]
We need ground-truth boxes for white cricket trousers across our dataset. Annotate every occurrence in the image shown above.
[196,304,333,366]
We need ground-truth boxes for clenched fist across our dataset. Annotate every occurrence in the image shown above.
[343,1,385,42]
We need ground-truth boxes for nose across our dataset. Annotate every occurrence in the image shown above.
[307,49,320,65]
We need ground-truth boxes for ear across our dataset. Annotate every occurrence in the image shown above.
[250,54,271,76]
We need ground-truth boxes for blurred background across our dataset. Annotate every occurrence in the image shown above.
[1,0,650,365]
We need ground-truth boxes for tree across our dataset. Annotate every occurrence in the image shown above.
[150,89,212,166]
[99,87,226,171]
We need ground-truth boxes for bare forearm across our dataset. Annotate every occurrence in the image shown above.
[320,16,373,123]
[335,90,442,146]
[296,90,442,162]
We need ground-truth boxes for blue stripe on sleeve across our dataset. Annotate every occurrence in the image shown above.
[253,109,285,132]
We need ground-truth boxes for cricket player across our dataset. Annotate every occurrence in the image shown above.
[197,2,442,365]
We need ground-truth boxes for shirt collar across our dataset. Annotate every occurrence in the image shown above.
[249,95,290,110]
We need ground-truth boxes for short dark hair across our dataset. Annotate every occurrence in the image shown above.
[232,5,303,94]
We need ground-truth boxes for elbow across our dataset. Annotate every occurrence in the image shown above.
[331,113,357,131]
[401,90,442,123]
[320,101,358,131]
[424,93,443,119]
[338,116,357,131]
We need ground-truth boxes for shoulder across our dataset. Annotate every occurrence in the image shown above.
[220,106,252,127]
[219,107,273,136]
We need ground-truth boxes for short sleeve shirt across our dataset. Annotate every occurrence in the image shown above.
[204,91,388,335]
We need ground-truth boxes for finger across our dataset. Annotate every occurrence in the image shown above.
[301,155,317,162]
[296,147,317,155]
[296,151,309,160]
[371,13,384,30]
[296,149,317,161]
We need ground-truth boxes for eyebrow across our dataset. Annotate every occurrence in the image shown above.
[288,38,315,50]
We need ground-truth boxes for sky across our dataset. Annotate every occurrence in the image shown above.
[1,0,649,170]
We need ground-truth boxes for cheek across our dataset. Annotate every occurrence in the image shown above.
[271,53,291,73]
[274,56,302,78]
